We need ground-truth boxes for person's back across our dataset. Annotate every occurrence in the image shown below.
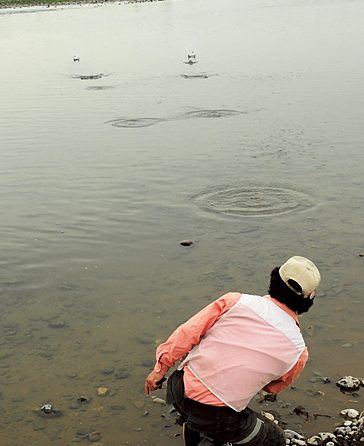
[180,293,306,412]
[145,256,321,446]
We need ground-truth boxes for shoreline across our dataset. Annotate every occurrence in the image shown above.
[0,0,163,10]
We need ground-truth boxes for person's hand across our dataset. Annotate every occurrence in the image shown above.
[144,370,166,395]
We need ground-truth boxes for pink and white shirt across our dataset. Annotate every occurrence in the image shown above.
[153,292,308,412]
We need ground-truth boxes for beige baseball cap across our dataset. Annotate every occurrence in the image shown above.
[279,256,321,298]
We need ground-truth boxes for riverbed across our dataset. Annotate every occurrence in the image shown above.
[0,0,363,444]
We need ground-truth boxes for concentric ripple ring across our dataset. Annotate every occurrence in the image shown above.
[193,186,315,217]
[105,117,165,128]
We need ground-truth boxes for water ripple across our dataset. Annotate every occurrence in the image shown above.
[105,117,165,128]
[193,185,316,217]
[105,109,244,128]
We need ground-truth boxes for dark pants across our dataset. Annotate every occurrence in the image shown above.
[166,370,286,446]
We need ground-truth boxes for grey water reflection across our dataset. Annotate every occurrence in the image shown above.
[0,0,364,445]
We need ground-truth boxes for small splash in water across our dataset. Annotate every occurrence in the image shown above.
[105,117,165,128]
[183,109,243,119]
[193,185,315,217]
[181,73,208,79]
[73,74,105,80]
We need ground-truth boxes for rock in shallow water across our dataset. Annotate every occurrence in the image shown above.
[336,376,361,391]
[179,240,194,246]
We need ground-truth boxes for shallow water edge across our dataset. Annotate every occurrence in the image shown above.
[0,0,163,11]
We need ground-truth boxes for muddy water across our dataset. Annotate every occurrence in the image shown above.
[0,0,363,444]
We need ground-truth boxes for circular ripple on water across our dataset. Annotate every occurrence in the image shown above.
[105,117,165,128]
[193,186,315,217]
[183,109,243,119]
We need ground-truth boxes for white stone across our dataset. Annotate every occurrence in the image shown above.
[307,435,320,445]
[336,376,361,390]
[340,408,359,419]
[262,411,275,421]
[151,397,166,406]
[284,429,305,440]
[291,439,306,446]
[319,432,336,441]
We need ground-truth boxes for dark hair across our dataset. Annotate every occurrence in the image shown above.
[268,267,314,314]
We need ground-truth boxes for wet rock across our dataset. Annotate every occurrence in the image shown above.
[76,395,91,404]
[76,431,102,442]
[114,370,130,380]
[306,435,320,445]
[110,405,126,411]
[151,396,166,406]
[179,239,194,246]
[101,368,114,375]
[35,403,62,418]
[48,320,66,329]
[309,375,331,384]
[305,389,325,397]
[135,334,154,345]
[304,325,315,336]
[336,376,361,391]
[38,350,54,359]
[340,408,359,419]
[284,429,305,440]
[262,411,275,421]
[87,431,101,442]
[97,387,108,397]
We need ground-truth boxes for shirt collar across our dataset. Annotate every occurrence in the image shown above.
[265,295,300,326]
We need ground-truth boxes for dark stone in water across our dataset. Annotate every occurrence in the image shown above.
[76,395,90,404]
[135,335,154,345]
[76,431,101,442]
[48,321,65,329]
[110,405,126,411]
[114,370,130,380]
[180,240,194,246]
[37,404,62,418]
[38,351,54,359]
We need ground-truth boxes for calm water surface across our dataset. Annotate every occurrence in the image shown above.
[0,0,363,444]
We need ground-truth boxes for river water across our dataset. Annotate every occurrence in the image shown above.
[0,0,363,444]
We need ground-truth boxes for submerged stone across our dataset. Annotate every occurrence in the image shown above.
[48,320,66,329]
